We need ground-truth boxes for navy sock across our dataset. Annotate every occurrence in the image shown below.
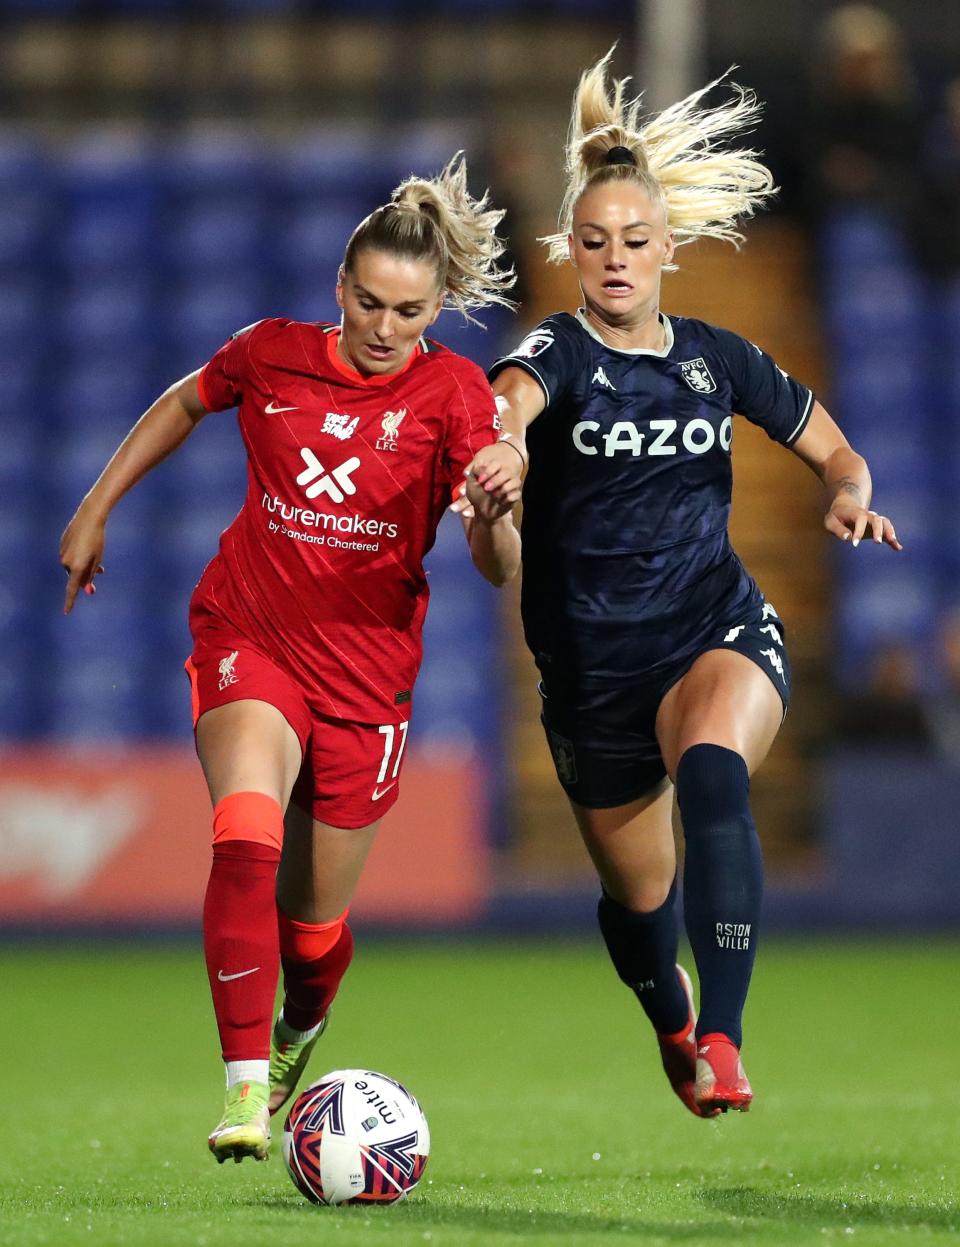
[597,880,689,1035]
[676,743,762,1048]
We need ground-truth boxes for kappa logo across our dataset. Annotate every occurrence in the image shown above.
[724,624,746,643]
[321,412,359,441]
[296,448,361,503]
[592,366,616,391]
[760,622,783,646]
[376,408,406,452]
[762,602,780,621]
[761,647,786,681]
[679,357,717,394]
[218,651,239,691]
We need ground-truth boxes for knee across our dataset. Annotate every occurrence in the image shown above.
[603,877,675,913]
[675,744,750,833]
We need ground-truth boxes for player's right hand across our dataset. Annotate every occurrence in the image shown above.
[450,441,525,516]
[60,506,106,614]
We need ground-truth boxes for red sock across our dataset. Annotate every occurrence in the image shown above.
[203,836,282,1063]
[278,908,355,1032]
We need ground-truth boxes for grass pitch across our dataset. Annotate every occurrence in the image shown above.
[1,937,957,1247]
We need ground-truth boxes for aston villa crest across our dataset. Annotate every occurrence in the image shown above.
[679,357,717,394]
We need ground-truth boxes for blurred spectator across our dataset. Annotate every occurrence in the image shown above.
[836,641,933,749]
[807,4,921,224]
[929,610,960,760]
[915,77,960,276]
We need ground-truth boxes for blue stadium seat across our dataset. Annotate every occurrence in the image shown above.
[156,506,235,593]
[57,278,154,353]
[0,417,40,498]
[49,353,158,452]
[432,310,508,369]
[419,591,486,640]
[827,268,925,353]
[163,198,266,271]
[272,279,339,327]
[820,209,910,269]
[57,131,158,228]
[61,202,156,274]
[0,643,44,739]
[148,665,196,739]
[161,127,267,195]
[424,509,472,566]
[46,652,149,742]
[0,179,51,272]
[162,279,266,364]
[0,278,45,353]
[0,508,46,641]
[838,425,932,492]
[154,411,247,505]
[47,418,144,504]
[274,131,389,209]
[835,563,935,654]
[271,203,363,278]
[383,129,468,190]
[412,654,483,739]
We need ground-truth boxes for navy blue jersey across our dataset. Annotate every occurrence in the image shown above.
[488,310,814,682]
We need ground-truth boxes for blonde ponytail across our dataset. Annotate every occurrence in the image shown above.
[542,48,775,268]
[344,152,515,323]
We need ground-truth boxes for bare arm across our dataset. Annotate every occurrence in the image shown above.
[790,399,902,551]
[462,507,521,587]
[59,370,210,612]
[450,366,546,516]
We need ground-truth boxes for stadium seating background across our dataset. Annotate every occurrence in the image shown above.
[1,1,959,929]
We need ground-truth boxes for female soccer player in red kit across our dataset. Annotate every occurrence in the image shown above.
[59,155,523,1163]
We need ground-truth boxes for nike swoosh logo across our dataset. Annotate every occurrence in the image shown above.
[371,782,397,802]
[265,401,298,414]
[217,967,261,982]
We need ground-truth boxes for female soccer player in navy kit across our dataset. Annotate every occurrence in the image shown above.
[464,52,901,1116]
[59,155,523,1162]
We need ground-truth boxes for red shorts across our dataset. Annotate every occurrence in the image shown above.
[185,629,409,829]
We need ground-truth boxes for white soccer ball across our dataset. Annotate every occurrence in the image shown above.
[282,1069,430,1206]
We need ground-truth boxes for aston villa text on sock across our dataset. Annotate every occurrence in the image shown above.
[715,922,752,950]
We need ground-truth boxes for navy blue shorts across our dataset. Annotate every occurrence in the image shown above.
[538,597,791,809]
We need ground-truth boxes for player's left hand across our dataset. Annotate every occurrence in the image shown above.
[450,441,525,518]
[825,500,902,551]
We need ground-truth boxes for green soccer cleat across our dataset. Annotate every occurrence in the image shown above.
[268,1013,329,1116]
[208,1080,271,1163]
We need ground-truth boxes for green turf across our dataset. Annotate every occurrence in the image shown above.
[1,938,957,1247]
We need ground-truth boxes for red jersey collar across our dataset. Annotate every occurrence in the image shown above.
[322,325,423,387]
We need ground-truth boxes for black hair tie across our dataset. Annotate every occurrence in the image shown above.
[605,145,637,167]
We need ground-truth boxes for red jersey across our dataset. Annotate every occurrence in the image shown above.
[190,317,499,723]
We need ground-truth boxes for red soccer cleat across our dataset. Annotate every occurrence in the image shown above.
[657,967,720,1119]
[694,1032,753,1113]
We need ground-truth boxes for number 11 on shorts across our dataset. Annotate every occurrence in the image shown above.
[374,721,409,799]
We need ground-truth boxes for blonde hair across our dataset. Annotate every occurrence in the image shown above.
[542,49,775,268]
[344,152,515,323]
